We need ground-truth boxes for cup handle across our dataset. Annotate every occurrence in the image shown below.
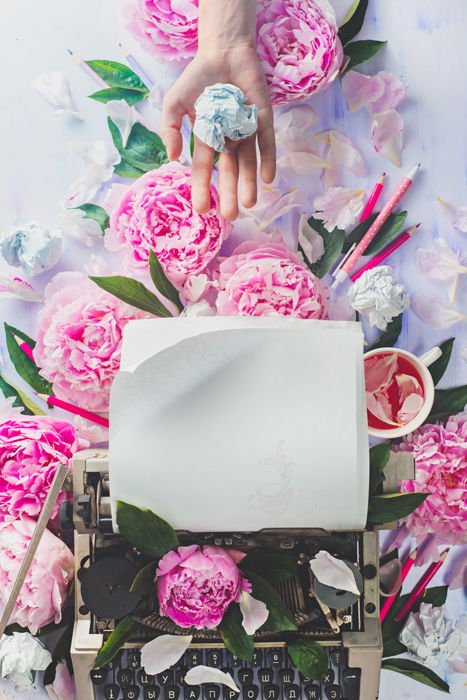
[419,346,443,367]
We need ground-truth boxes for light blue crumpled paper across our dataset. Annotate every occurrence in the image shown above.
[193,83,259,152]
[0,222,62,277]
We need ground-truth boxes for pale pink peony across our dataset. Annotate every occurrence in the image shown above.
[256,0,343,105]
[156,544,250,629]
[0,416,87,522]
[394,413,467,543]
[0,518,74,634]
[214,238,329,318]
[106,164,229,285]
[125,0,199,62]
[34,272,149,412]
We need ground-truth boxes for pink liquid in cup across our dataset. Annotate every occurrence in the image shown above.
[364,352,425,431]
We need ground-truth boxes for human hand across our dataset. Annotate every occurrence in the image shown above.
[161,44,275,221]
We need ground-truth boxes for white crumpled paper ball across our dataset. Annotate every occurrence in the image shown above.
[399,603,460,668]
[348,265,410,330]
[0,632,52,690]
[193,84,259,152]
[0,222,62,277]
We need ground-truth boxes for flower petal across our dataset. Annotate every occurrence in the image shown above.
[32,71,84,120]
[367,71,407,115]
[364,353,398,393]
[412,292,467,327]
[185,667,240,693]
[371,109,404,167]
[436,196,467,233]
[0,275,41,302]
[309,551,360,595]
[313,187,365,231]
[298,212,325,264]
[239,591,269,635]
[415,238,467,303]
[317,130,367,188]
[341,71,384,112]
[141,635,193,675]
[105,100,138,147]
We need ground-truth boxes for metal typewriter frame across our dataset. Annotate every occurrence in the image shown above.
[71,450,385,700]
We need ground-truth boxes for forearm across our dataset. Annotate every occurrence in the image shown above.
[198,0,257,51]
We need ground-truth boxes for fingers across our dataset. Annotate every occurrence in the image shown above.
[191,137,214,214]
[237,138,257,209]
[161,93,185,161]
[257,105,276,184]
[218,150,239,221]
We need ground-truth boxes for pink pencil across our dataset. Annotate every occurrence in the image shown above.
[36,393,109,428]
[360,173,386,221]
[67,50,108,89]
[350,224,420,283]
[332,164,420,288]
[380,548,417,623]
[394,549,449,622]
[11,333,35,361]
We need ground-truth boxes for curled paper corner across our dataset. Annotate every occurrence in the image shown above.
[309,550,360,595]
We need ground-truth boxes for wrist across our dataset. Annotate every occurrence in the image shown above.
[198,0,257,51]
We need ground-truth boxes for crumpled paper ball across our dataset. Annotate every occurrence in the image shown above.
[0,632,52,690]
[399,603,460,667]
[348,265,410,330]
[193,84,259,152]
[0,222,62,277]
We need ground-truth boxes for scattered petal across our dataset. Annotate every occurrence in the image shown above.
[462,348,467,363]
[58,201,103,247]
[341,71,384,112]
[317,130,367,188]
[309,551,360,595]
[32,71,83,120]
[371,110,404,167]
[105,100,138,148]
[364,353,398,393]
[74,415,108,445]
[185,667,240,693]
[149,84,165,110]
[239,591,269,635]
[45,659,76,700]
[436,197,467,233]
[241,187,304,231]
[182,300,216,317]
[0,275,41,302]
[367,71,407,115]
[0,397,24,422]
[298,212,325,264]
[278,150,330,174]
[327,295,356,321]
[412,292,467,327]
[67,140,120,205]
[275,106,328,173]
[415,238,467,302]
[448,558,467,590]
[379,557,403,597]
[141,635,192,676]
[313,187,364,231]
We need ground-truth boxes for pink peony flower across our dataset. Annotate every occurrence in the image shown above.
[214,238,329,318]
[256,0,343,106]
[0,518,74,634]
[0,416,87,522]
[394,413,467,543]
[106,164,229,285]
[34,272,149,412]
[156,544,250,629]
[125,0,199,62]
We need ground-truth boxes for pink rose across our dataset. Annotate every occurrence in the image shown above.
[0,416,87,522]
[34,272,149,412]
[156,544,250,629]
[256,0,343,106]
[125,0,199,62]
[394,413,467,543]
[0,518,74,634]
[214,238,329,318]
[106,164,229,285]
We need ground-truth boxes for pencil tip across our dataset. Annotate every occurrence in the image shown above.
[66,48,73,54]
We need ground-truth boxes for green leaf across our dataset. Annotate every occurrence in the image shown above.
[367,492,429,525]
[114,159,146,179]
[130,562,157,595]
[117,501,178,559]
[238,551,296,584]
[85,60,148,93]
[381,658,449,693]
[94,616,141,669]
[369,441,391,494]
[90,276,173,317]
[368,313,403,350]
[74,203,110,233]
[343,40,387,73]
[382,638,407,658]
[428,338,455,386]
[89,87,148,105]
[0,373,45,415]
[382,586,448,650]
[243,570,297,632]
[338,0,369,45]
[300,218,345,279]
[342,211,407,256]
[108,118,168,173]
[149,251,184,313]
[218,603,254,661]
[4,323,53,396]
[426,385,467,423]
[287,639,328,681]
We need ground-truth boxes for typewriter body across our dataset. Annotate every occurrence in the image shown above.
[71,450,384,700]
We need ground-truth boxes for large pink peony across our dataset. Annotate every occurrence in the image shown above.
[0,518,74,634]
[394,413,467,543]
[214,238,329,318]
[156,544,250,629]
[125,0,199,62]
[34,272,148,412]
[106,164,229,285]
[0,416,87,522]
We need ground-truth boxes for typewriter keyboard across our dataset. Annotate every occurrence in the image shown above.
[90,646,361,700]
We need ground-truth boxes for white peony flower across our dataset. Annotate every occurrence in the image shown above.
[0,632,52,691]
[348,265,410,330]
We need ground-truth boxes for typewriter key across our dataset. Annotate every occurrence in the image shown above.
[124,686,141,699]
[91,668,109,685]
[222,688,238,700]
[324,686,342,700]
[304,685,321,700]
[243,685,259,700]
[144,689,160,700]
[104,684,121,699]
[79,558,141,618]
[185,688,200,700]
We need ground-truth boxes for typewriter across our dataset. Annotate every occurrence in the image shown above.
[70,450,385,700]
